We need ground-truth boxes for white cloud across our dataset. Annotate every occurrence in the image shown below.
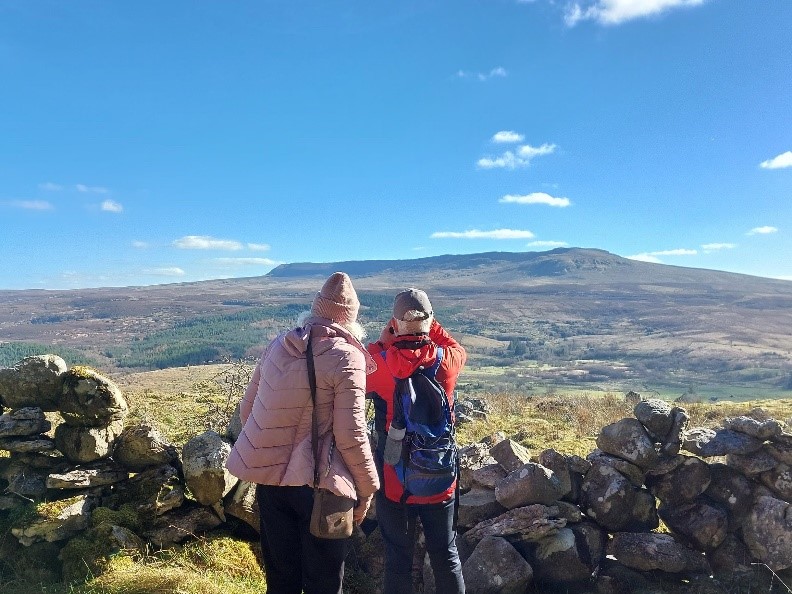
[212,257,278,267]
[143,267,186,277]
[701,243,737,252]
[627,253,663,263]
[759,151,792,170]
[247,243,271,252]
[172,235,244,250]
[492,131,525,144]
[76,184,109,194]
[7,200,54,210]
[648,248,697,256]
[527,240,568,248]
[39,182,62,191]
[431,228,535,239]
[477,143,556,169]
[132,241,150,249]
[748,226,778,236]
[100,199,123,213]
[565,0,706,27]
[457,67,508,82]
[500,192,571,207]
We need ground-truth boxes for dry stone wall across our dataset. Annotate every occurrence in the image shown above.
[1,354,791,593]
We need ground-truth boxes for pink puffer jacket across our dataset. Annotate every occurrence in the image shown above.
[226,317,380,500]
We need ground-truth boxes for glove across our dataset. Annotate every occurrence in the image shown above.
[353,494,373,525]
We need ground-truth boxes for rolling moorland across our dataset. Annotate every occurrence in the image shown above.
[2,248,792,400]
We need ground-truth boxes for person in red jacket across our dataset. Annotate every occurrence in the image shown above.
[366,288,466,594]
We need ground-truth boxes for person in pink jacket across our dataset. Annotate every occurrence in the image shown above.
[226,272,380,594]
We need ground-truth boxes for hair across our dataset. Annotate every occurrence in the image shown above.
[297,310,367,343]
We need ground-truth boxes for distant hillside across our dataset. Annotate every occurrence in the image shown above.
[1,248,791,397]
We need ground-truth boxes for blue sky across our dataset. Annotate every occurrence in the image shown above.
[1,0,790,290]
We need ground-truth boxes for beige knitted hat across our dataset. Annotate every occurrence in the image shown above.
[311,272,360,325]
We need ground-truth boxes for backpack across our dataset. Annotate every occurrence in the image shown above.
[386,347,458,501]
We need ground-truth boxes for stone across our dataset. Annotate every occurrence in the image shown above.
[104,463,185,518]
[471,463,507,490]
[537,449,573,498]
[0,407,51,437]
[0,435,56,454]
[463,504,567,548]
[11,494,98,546]
[225,401,243,442]
[624,391,643,404]
[708,534,753,579]
[145,505,223,549]
[767,433,792,465]
[0,354,67,411]
[533,522,605,584]
[490,439,532,473]
[59,366,128,427]
[634,398,674,440]
[114,423,180,471]
[580,462,658,532]
[742,495,792,571]
[495,463,566,509]
[723,416,784,440]
[54,419,124,463]
[587,449,645,487]
[647,455,711,505]
[182,430,237,506]
[727,447,779,475]
[704,463,755,530]
[224,480,259,533]
[607,532,709,574]
[462,536,533,594]
[46,462,129,489]
[459,443,496,492]
[760,463,792,500]
[458,487,506,530]
[683,427,764,457]
[479,431,506,447]
[659,499,728,551]
[596,418,659,469]
[660,407,689,456]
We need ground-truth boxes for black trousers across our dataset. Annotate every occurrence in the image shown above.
[256,484,351,594]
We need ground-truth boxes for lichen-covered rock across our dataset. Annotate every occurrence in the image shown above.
[59,366,128,427]
[580,462,658,532]
[596,418,659,469]
[182,430,237,506]
[767,433,792,465]
[723,416,783,440]
[463,504,568,548]
[727,447,780,475]
[114,423,179,471]
[647,455,711,505]
[537,449,573,499]
[2,459,49,499]
[54,419,124,463]
[11,495,98,546]
[490,439,531,473]
[587,449,645,487]
[462,536,533,594]
[471,463,507,490]
[224,480,259,533]
[742,495,792,571]
[145,505,222,549]
[495,462,567,509]
[607,532,709,574]
[459,442,496,492]
[661,407,690,456]
[60,522,147,582]
[103,463,185,519]
[0,407,51,437]
[634,399,674,440]
[683,427,764,457]
[0,355,67,411]
[704,463,755,531]
[707,534,753,579]
[46,461,129,490]
[760,463,792,501]
[0,435,56,454]
[533,522,605,584]
[659,499,728,551]
[458,487,506,530]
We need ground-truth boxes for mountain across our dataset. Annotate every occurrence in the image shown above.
[1,248,791,395]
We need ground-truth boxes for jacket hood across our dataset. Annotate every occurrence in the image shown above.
[381,335,440,379]
[281,316,377,374]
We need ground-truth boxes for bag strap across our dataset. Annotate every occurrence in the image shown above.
[306,327,320,488]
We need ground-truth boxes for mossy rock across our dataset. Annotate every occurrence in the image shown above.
[60,366,128,427]
[60,522,146,582]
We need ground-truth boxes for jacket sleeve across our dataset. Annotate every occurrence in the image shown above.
[332,347,381,498]
[430,320,467,376]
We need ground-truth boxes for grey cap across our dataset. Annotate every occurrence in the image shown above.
[392,288,433,321]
